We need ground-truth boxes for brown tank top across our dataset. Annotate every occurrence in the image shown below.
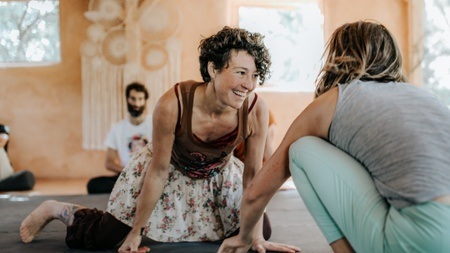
[170,80,254,179]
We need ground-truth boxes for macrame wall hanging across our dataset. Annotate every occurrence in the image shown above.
[80,0,182,150]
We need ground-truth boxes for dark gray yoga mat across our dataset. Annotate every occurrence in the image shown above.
[0,190,329,253]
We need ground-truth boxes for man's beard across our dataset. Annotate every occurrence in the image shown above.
[127,103,146,117]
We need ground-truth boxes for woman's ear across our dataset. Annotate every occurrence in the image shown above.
[207,62,216,79]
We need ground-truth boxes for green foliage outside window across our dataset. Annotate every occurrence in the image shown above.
[0,0,60,66]
[423,0,450,106]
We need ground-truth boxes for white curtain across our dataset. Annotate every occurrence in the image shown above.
[81,0,182,150]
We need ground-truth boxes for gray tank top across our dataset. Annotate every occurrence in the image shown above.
[329,80,450,209]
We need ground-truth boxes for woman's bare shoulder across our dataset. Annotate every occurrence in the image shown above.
[153,87,180,126]
[246,92,269,135]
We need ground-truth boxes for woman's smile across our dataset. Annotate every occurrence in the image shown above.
[232,89,247,98]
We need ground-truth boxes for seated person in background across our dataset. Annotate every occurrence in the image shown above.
[234,109,276,164]
[20,26,299,253]
[0,124,35,192]
[219,20,450,253]
[87,82,153,194]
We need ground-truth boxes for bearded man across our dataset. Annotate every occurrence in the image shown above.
[87,82,153,194]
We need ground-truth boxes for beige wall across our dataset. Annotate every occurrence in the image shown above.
[323,0,411,72]
[0,0,414,179]
[0,0,106,179]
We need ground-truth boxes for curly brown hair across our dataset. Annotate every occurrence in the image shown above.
[198,26,271,85]
[315,20,407,98]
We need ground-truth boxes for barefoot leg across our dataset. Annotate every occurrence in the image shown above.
[20,200,85,243]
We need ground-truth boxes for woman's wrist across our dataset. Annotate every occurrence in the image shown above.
[129,226,147,236]
[236,230,254,243]
[139,227,146,236]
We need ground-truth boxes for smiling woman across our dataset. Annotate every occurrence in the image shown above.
[19,26,297,253]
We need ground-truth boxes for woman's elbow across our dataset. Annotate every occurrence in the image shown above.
[242,182,265,206]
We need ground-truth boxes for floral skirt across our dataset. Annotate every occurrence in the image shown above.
[106,145,243,242]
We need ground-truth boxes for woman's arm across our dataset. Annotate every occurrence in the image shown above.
[104,148,123,174]
[218,88,338,253]
[241,95,269,241]
[118,89,179,253]
[242,94,269,189]
[263,122,276,163]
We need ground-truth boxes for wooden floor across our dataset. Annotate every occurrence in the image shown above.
[0,177,295,196]
[0,178,89,196]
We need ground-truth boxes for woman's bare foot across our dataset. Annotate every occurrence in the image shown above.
[20,200,84,243]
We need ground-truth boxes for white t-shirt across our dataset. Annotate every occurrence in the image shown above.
[104,115,153,166]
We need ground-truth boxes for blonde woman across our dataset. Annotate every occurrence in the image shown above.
[219,20,450,253]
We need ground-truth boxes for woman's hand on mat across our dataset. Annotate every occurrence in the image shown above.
[250,238,301,253]
[218,236,301,253]
[217,235,252,253]
[118,233,150,253]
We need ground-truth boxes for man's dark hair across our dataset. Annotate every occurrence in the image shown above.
[126,82,149,100]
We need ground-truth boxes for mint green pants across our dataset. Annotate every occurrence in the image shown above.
[289,136,450,253]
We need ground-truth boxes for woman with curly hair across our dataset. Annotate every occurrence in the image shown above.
[19,26,299,253]
[219,20,450,253]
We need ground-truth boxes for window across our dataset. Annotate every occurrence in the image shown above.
[0,0,60,67]
[422,0,450,106]
[232,0,324,92]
